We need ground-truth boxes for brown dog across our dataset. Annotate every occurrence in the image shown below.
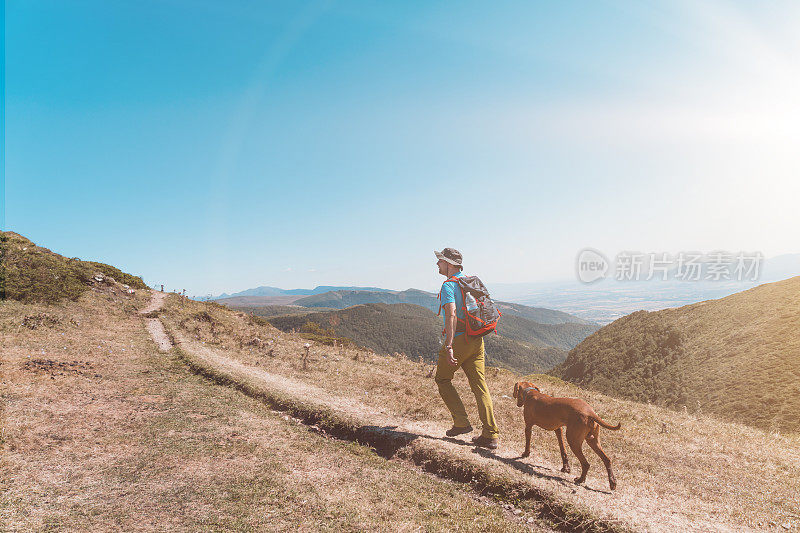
[513,381,621,490]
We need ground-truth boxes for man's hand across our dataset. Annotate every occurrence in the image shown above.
[446,345,457,367]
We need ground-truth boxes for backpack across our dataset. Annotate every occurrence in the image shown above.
[437,275,501,337]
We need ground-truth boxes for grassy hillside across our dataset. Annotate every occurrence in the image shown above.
[0,231,147,304]
[159,294,800,531]
[554,276,800,433]
[264,302,567,373]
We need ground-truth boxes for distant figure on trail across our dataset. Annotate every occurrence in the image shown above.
[160,284,164,292]
[434,248,500,450]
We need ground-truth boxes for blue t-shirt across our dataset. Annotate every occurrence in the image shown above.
[439,271,465,336]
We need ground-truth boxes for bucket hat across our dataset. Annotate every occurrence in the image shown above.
[434,248,463,268]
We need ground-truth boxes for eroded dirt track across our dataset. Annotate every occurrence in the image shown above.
[140,291,171,352]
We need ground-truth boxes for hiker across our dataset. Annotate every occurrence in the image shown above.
[434,248,500,449]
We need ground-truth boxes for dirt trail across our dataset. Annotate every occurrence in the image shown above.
[141,291,172,352]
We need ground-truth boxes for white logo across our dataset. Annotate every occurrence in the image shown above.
[576,248,609,283]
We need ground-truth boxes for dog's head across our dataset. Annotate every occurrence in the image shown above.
[513,381,540,407]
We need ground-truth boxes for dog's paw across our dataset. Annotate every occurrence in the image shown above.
[521,451,530,458]
[573,476,585,485]
[561,465,571,473]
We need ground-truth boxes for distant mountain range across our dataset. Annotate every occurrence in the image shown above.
[202,285,394,300]
[215,288,595,326]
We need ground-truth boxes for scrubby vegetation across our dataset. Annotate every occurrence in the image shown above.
[554,277,800,433]
[497,314,599,350]
[297,320,354,347]
[554,311,690,408]
[0,231,147,304]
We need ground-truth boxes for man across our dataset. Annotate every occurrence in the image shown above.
[434,247,500,449]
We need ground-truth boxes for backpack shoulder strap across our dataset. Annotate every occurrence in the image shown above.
[437,276,462,316]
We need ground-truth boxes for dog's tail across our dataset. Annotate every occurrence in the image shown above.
[590,415,622,431]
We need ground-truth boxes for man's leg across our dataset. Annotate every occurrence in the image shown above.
[434,338,470,428]
[460,337,500,438]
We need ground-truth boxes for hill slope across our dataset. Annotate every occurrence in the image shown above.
[264,303,567,373]
[496,314,599,351]
[160,293,800,531]
[0,231,148,303]
[553,276,800,433]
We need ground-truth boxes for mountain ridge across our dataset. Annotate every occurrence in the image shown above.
[205,285,395,300]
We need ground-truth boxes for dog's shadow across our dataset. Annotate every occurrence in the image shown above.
[471,447,613,495]
[355,425,611,495]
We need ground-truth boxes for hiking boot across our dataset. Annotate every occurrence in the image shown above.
[472,435,499,450]
[445,425,473,437]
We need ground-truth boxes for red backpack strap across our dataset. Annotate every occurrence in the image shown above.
[437,276,461,316]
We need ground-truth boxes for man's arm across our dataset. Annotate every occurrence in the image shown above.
[443,302,457,366]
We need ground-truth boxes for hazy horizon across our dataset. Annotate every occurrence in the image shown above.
[192,251,799,299]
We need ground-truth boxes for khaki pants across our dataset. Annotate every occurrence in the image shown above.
[435,334,500,438]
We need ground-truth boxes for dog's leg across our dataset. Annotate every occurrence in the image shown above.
[566,425,590,485]
[586,426,616,490]
[521,423,532,458]
[555,428,570,473]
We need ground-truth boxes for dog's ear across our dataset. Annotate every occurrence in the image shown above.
[516,384,526,407]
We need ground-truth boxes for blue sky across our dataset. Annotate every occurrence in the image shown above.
[4,1,799,295]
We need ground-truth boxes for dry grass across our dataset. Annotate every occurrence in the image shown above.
[160,295,800,532]
[1,288,556,532]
